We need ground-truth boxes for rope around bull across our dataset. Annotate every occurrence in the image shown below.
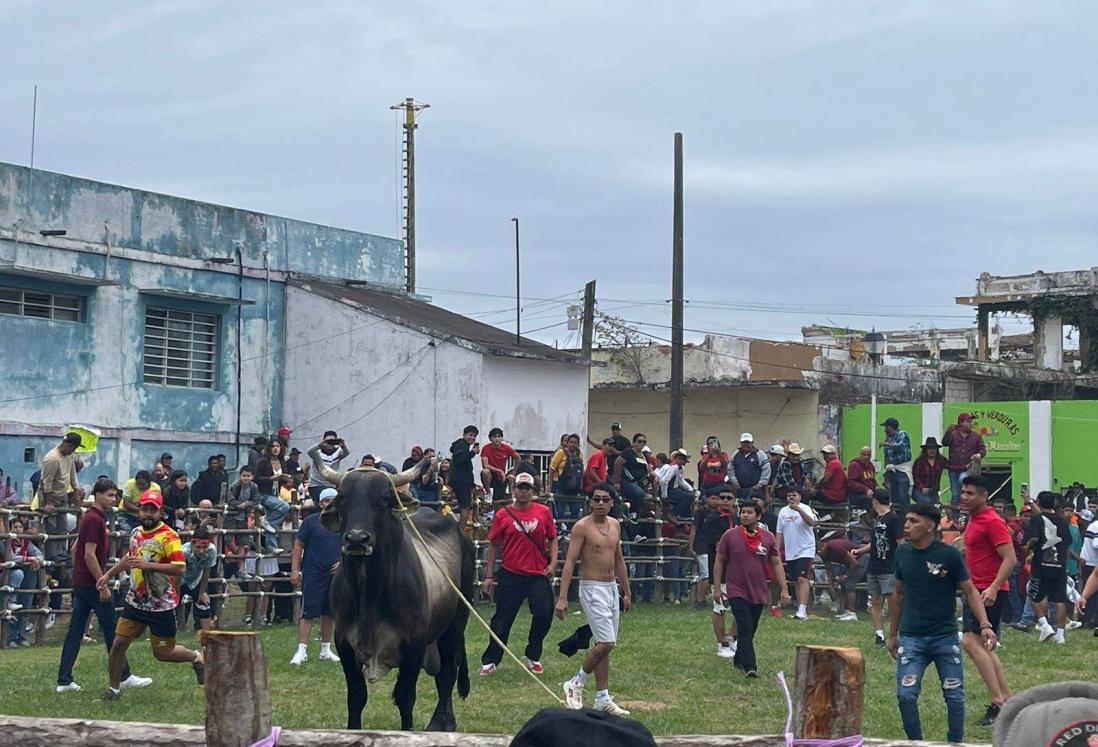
[395,499,567,707]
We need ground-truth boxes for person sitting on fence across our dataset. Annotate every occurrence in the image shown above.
[4,515,42,647]
[481,427,519,502]
[180,525,217,632]
[191,455,227,504]
[416,448,441,504]
[163,470,190,530]
[253,440,291,553]
[97,491,205,701]
[224,467,259,580]
[120,470,160,534]
[662,449,696,519]
[551,434,586,526]
[289,487,342,666]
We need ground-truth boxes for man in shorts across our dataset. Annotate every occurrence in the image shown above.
[290,487,342,665]
[776,487,817,621]
[854,489,904,648]
[1026,490,1074,644]
[180,525,218,632]
[480,427,519,502]
[97,492,204,700]
[557,483,631,715]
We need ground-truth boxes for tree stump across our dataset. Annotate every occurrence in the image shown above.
[203,631,272,747]
[792,644,864,739]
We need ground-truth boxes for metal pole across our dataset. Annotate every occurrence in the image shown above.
[870,361,878,462]
[581,279,596,359]
[670,133,685,449]
[404,100,416,294]
[30,84,37,169]
[513,217,521,345]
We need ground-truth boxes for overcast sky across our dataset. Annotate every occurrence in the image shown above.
[4,2,1097,347]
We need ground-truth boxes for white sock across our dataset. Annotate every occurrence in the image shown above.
[1055,628,1065,639]
[296,643,307,653]
[320,641,331,654]
[596,689,609,701]
[1038,616,1049,627]
[875,628,884,638]
[797,604,807,616]
[575,668,588,685]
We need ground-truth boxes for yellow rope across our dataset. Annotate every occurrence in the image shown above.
[396,502,566,706]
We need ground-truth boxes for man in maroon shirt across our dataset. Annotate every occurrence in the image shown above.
[56,479,150,692]
[942,413,986,506]
[823,535,865,620]
[817,445,847,504]
[713,502,789,677]
[846,446,877,510]
[958,475,1014,727]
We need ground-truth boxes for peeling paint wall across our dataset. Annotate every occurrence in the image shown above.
[481,356,589,452]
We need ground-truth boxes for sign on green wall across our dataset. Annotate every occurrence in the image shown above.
[943,403,1028,463]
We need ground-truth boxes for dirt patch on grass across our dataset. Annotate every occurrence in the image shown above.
[617,699,670,710]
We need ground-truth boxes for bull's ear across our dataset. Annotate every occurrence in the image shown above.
[320,496,342,533]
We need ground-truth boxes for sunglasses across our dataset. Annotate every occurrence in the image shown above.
[590,496,613,504]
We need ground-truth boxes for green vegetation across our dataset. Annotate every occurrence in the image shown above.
[1,603,1084,741]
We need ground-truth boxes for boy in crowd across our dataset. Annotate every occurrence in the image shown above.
[480,428,519,502]
[180,525,218,632]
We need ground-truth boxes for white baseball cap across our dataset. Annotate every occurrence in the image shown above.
[514,472,535,486]
[739,433,754,443]
[769,444,785,456]
[820,444,837,454]
[319,487,338,502]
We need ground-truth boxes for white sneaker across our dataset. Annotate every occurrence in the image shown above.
[119,675,152,689]
[290,649,308,666]
[1038,623,1055,643]
[1067,620,1083,631]
[837,611,858,621]
[45,613,56,630]
[562,676,585,709]
[716,642,734,658]
[1053,636,1066,645]
[7,602,22,611]
[596,696,631,716]
[479,663,497,677]
[794,610,808,620]
[55,682,82,693]
[318,649,341,662]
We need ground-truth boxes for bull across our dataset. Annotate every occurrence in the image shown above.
[309,444,475,731]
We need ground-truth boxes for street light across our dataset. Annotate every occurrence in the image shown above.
[863,330,887,463]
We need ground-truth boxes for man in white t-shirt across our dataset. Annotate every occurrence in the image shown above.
[306,430,349,501]
[776,487,817,620]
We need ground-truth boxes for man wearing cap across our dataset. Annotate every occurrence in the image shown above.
[880,418,912,511]
[97,491,205,700]
[480,472,558,676]
[180,526,218,632]
[290,487,342,666]
[942,413,986,506]
[307,431,349,502]
[39,432,86,560]
[663,449,695,518]
[275,425,293,448]
[785,443,812,495]
[816,444,847,505]
[766,444,796,503]
[912,438,946,505]
[729,434,770,503]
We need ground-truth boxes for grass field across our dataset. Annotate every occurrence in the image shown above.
[1,601,1088,741]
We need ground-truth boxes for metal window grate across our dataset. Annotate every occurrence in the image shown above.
[0,285,84,322]
[143,306,219,389]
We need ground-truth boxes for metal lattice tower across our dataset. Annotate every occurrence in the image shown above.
[389,97,430,294]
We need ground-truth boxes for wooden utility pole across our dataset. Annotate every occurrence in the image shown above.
[204,631,272,747]
[581,279,597,359]
[390,98,430,294]
[670,133,685,450]
[793,645,865,739]
[512,217,521,345]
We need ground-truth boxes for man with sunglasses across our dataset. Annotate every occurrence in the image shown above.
[557,483,632,715]
[611,433,653,510]
[480,473,558,677]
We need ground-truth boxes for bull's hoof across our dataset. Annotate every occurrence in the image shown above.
[425,716,455,732]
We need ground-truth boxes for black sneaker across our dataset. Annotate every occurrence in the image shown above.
[1093,627,1098,637]
[745,670,759,678]
[101,687,121,701]
[193,659,206,685]
[978,703,1001,727]
[874,634,885,649]
[1009,622,1033,633]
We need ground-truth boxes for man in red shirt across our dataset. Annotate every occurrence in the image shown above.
[713,502,789,677]
[56,478,150,693]
[584,438,616,494]
[958,475,1015,727]
[479,473,558,676]
[480,427,519,502]
[817,445,847,504]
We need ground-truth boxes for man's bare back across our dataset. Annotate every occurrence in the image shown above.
[571,514,620,582]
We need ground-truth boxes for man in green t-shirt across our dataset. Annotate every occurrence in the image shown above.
[890,503,996,744]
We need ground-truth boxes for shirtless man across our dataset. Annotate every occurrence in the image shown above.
[556,482,631,715]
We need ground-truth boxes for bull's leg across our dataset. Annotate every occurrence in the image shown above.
[393,643,423,731]
[337,638,367,730]
[426,619,464,731]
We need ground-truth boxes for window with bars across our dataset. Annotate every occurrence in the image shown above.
[0,285,85,322]
[143,306,219,389]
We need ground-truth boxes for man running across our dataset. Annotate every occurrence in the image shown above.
[557,483,631,715]
[713,501,789,677]
[97,492,204,700]
[1026,490,1074,644]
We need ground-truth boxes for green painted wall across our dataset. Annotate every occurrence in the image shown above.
[1051,400,1098,489]
[840,403,922,464]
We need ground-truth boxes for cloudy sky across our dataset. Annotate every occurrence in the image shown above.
[4,2,1097,347]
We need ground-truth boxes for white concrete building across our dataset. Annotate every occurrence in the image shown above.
[282,280,589,465]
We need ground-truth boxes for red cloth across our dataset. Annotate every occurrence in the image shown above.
[72,506,108,588]
[963,505,1012,591]
[584,451,608,493]
[487,502,556,575]
[717,525,777,605]
[819,458,847,502]
[846,459,876,495]
[480,442,519,473]
[698,451,730,486]
[822,538,858,564]
[912,455,946,491]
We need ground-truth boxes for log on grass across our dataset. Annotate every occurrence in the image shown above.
[203,630,272,747]
[792,644,865,739]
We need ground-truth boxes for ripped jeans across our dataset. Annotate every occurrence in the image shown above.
[896,633,965,743]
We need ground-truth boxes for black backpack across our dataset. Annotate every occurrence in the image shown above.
[511,708,656,747]
[557,452,585,495]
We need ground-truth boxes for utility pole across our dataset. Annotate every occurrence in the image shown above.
[670,133,685,450]
[581,279,597,360]
[512,217,521,345]
[390,97,430,294]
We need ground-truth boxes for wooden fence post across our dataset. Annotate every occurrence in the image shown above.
[203,631,272,747]
[792,644,864,739]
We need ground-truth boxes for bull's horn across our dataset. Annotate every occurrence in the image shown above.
[307,442,346,488]
[393,455,434,487]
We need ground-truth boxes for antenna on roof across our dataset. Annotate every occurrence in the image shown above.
[30,85,37,169]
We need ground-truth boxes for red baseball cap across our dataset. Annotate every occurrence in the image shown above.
[277,426,292,437]
[957,412,975,424]
[139,490,163,509]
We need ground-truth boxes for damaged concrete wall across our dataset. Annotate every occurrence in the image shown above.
[482,357,589,452]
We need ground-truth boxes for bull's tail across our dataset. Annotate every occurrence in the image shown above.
[457,638,470,699]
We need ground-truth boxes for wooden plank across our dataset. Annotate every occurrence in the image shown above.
[792,644,865,739]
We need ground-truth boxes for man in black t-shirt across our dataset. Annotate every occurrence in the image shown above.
[854,490,904,648]
[1025,491,1074,644]
[610,433,652,509]
[691,485,737,657]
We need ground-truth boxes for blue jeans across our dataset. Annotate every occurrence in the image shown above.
[57,585,131,685]
[259,495,290,551]
[885,470,911,510]
[1005,565,1024,623]
[946,470,969,507]
[666,485,695,517]
[5,567,33,643]
[618,481,647,508]
[896,633,965,743]
[1018,595,1036,626]
[912,488,939,505]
